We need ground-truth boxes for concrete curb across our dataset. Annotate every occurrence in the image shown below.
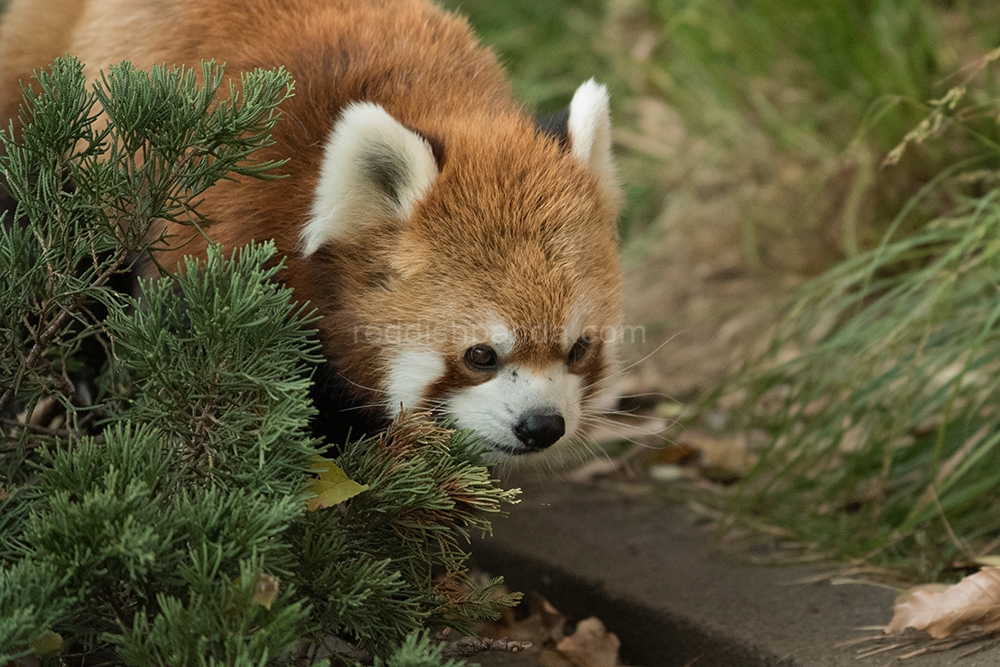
[471,479,1000,667]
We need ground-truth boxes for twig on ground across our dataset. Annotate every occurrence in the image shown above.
[440,636,533,657]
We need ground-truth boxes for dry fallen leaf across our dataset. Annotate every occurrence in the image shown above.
[306,456,369,511]
[478,592,566,645]
[474,591,622,666]
[675,431,757,481]
[539,648,576,667]
[886,567,1000,638]
[556,617,621,667]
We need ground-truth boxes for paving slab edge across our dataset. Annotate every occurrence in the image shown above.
[470,479,1000,667]
[472,542,795,667]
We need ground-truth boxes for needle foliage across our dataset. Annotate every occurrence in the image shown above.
[0,57,517,666]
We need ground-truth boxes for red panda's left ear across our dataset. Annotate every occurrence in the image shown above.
[301,103,439,256]
[568,80,621,214]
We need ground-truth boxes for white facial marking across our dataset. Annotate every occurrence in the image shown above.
[565,300,595,347]
[302,102,439,255]
[447,364,583,455]
[485,318,516,357]
[385,348,445,415]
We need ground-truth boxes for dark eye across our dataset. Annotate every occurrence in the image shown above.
[567,336,591,365]
[464,344,499,370]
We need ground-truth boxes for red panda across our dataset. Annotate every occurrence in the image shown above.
[0,0,624,457]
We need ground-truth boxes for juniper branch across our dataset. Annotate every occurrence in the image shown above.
[0,246,130,415]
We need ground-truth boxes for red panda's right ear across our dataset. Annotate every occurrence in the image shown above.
[301,103,439,256]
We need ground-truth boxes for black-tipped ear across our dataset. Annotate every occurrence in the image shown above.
[534,107,570,150]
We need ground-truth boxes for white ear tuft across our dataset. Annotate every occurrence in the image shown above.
[567,79,619,208]
[301,103,439,256]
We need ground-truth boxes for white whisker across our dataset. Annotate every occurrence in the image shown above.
[580,332,681,394]
[335,374,388,396]
[338,402,387,413]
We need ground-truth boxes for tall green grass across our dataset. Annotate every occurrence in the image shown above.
[721,69,1000,576]
[627,0,938,147]
[629,0,1000,271]
[441,0,620,110]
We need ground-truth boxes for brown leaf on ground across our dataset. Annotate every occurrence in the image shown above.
[886,567,1000,638]
[477,592,567,646]
[675,431,758,482]
[474,591,622,666]
[556,617,621,667]
[539,648,577,667]
[646,442,701,466]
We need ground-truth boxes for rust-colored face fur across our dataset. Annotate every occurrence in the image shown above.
[0,0,624,456]
[310,116,624,454]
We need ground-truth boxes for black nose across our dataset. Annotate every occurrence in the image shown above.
[513,410,566,451]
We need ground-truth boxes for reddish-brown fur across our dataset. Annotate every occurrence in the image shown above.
[0,0,622,433]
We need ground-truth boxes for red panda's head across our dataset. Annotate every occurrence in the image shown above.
[299,81,623,457]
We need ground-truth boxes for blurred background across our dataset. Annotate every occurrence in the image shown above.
[442,0,1000,577]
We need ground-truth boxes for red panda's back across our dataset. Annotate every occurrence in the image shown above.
[62,0,515,119]
[17,0,523,268]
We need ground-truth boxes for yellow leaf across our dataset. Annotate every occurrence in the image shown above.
[30,630,63,656]
[252,573,279,610]
[307,456,368,511]
[976,556,1000,568]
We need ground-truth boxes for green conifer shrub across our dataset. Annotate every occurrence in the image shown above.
[0,57,518,666]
